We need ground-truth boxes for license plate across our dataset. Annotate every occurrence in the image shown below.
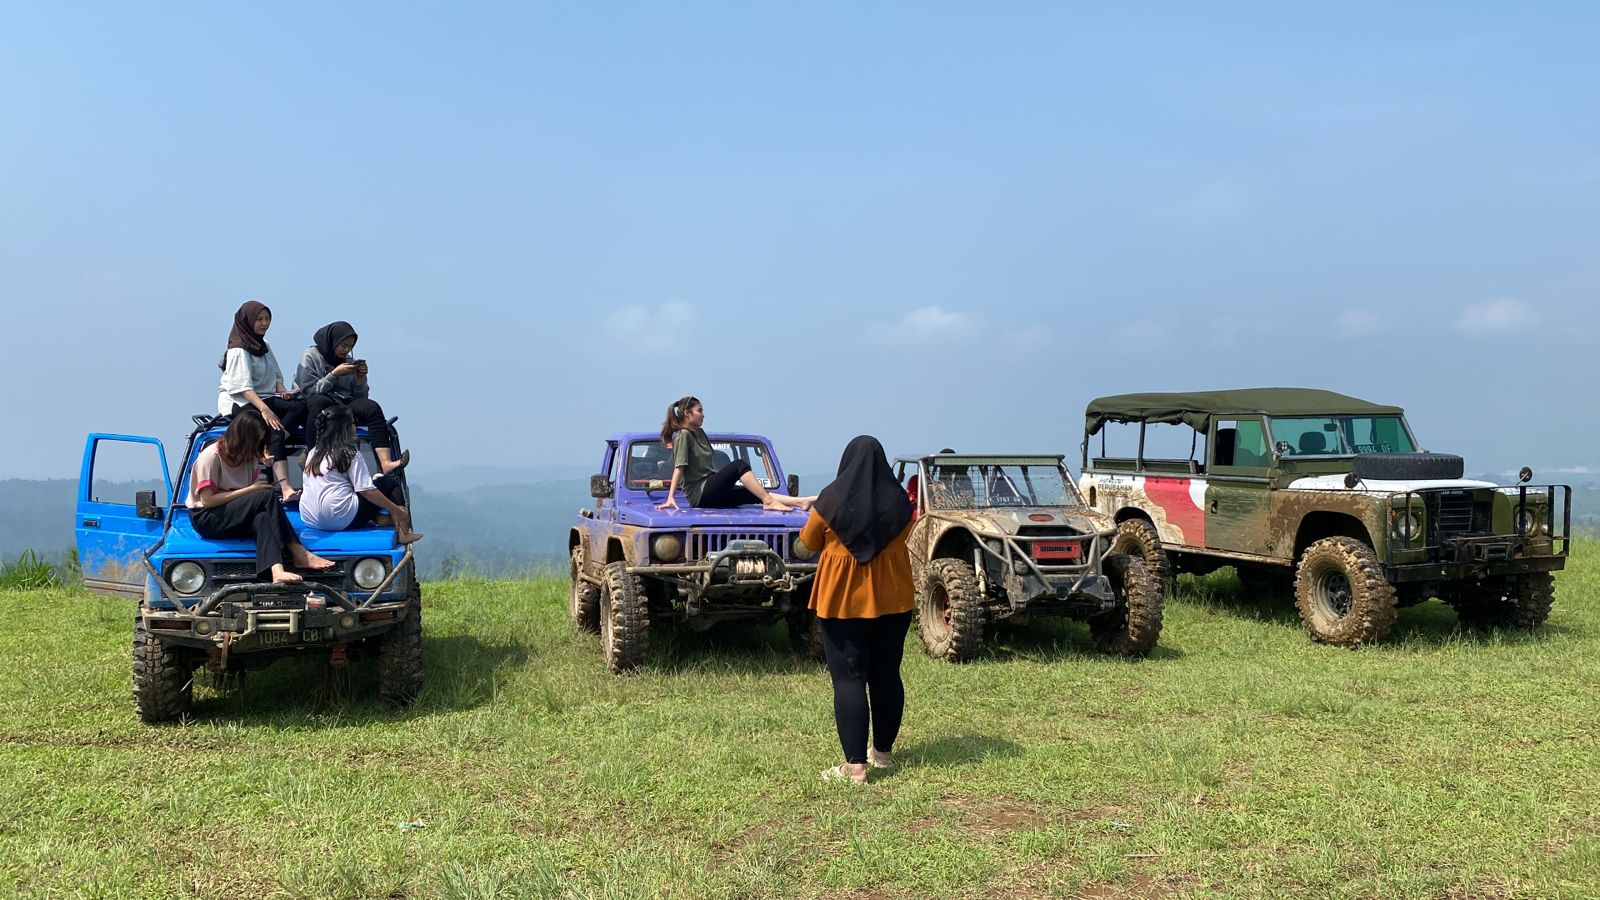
[1032,541,1082,561]
[250,628,327,648]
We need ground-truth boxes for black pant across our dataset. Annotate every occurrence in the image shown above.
[304,395,392,451]
[695,458,757,508]
[819,611,913,765]
[190,490,299,579]
[233,399,307,463]
[353,474,405,527]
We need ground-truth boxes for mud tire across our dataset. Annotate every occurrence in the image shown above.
[1293,537,1397,647]
[1090,554,1164,657]
[377,585,424,706]
[918,558,985,662]
[568,544,601,633]
[1111,518,1172,592]
[787,608,825,662]
[133,617,195,724]
[1447,573,1555,631]
[601,562,650,673]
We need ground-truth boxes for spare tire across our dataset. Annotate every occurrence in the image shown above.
[1351,452,1464,482]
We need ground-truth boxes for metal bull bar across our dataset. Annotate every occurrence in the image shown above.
[970,528,1109,601]
[1388,484,1572,557]
[183,546,414,616]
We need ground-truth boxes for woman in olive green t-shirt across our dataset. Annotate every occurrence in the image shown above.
[654,395,815,512]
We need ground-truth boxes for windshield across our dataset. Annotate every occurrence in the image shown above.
[625,440,779,491]
[1269,415,1416,456]
[923,461,1080,509]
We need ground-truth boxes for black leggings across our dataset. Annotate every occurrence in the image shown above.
[304,395,392,451]
[694,459,758,508]
[819,611,913,764]
[233,399,307,464]
[190,491,300,579]
[352,474,405,527]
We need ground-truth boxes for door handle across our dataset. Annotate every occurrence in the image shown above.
[83,518,101,528]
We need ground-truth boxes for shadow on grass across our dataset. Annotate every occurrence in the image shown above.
[896,734,1025,770]
[1177,566,1578,649]
[976,617,1187,664]
[646,621,824,676]
[184,633,530,725]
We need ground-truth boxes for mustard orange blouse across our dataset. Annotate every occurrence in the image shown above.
[800,509,915,619]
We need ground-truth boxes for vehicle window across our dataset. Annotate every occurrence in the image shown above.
[626,440,779,489]
[926,462,1080,509]
[1270,416,1415,455]
[1214,419,1268,469]
[89,439,168,505]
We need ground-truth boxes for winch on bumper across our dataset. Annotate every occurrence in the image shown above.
[142,581,412,652]
[628,538,817,599]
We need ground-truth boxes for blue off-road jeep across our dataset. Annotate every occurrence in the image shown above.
[569,432,820,673]
[75,416,421,723]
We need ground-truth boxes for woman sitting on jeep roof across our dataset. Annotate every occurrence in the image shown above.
[187,408,334,585]
[654,395,816,512]
[292,320,410,476]
[217,300,307,504]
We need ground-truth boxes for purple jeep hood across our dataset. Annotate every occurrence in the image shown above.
[613,499,808,529]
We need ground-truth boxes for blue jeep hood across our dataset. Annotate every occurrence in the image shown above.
[155,508,401,562]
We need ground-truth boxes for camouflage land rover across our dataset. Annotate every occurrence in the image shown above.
[1077,389,1571,647]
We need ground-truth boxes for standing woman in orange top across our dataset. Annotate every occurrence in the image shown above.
[800,436,916,783]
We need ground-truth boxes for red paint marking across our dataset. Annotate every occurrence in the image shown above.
[1144,477,1204,546]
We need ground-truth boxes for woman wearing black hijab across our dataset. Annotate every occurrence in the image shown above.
[216,300,307,503]
[293,321,409,475]
[799,436,917,783]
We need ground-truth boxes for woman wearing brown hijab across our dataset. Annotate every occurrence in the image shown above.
[216,300,307,502]
[800,436,916,783]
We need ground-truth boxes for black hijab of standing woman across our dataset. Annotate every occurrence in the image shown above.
[813,436,914,565]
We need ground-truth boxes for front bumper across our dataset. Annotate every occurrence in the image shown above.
[1386,553,1567,584]
[143,580,411,651]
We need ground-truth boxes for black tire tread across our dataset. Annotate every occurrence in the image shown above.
[377,585,424,706]
[918,558,985,663]
[1090,554,1164,657]
[1111,518,1173,592]
[1448,573,1555,631]
[602,562,650,673]
[569,544,601,634]
[133,618,194,724]
[1293,537,1397,647]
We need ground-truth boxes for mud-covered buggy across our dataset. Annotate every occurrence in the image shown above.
[894,453,1163,662]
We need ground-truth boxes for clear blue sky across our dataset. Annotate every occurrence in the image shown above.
[3,2,1597,481]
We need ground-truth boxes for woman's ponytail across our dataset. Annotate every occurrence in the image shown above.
[660,395,699,446]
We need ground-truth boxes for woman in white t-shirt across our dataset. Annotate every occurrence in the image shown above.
[217,299,306,503]
[301,405,422,543]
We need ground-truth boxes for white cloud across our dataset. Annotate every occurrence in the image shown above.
[871,305,981,342]
[603,300,696,342]
[1336,309,1383,336]
[1453,298,1542,335]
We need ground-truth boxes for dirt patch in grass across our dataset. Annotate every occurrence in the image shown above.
[935,796,1050,834]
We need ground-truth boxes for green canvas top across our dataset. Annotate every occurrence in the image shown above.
[1084,388,1404,436]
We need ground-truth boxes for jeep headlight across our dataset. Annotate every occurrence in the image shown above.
[792,538,816,561]
[352,558,387,589]
[652,533,684,562]
[1515,506,1548,536]
[169,561,206,595]
[1391,511,1421,543]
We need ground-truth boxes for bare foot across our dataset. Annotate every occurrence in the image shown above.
[289,546,336,570]
[868,748,895,770]
[281,487,300,504]
[762,500,789,512]
[270,565,303,584]
[397,530,424,545]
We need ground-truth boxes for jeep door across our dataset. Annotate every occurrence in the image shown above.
[1204,417,1273,555]
[75,434,174,599]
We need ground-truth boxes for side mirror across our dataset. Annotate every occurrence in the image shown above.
[590,474,615,499]
[1518,466,1533,484]
[787,474,800,497]
[135,490,161,519]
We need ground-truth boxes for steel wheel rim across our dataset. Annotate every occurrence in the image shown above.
[925,583,953,637]
[1314,567,1354,618]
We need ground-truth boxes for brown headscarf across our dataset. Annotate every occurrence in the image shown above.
[227,300,271,357]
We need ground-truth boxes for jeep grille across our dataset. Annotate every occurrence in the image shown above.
[208,560,348,591]
[690,530,792,561]
[1429,491,1489,539]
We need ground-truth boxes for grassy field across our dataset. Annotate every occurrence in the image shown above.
[2,545,1597,899]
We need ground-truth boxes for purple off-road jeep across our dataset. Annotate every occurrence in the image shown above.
[568,432,821,672]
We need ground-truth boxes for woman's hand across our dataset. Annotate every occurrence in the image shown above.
[655,496,679,510]
[331,363,358,378]
[259,406,285,431]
